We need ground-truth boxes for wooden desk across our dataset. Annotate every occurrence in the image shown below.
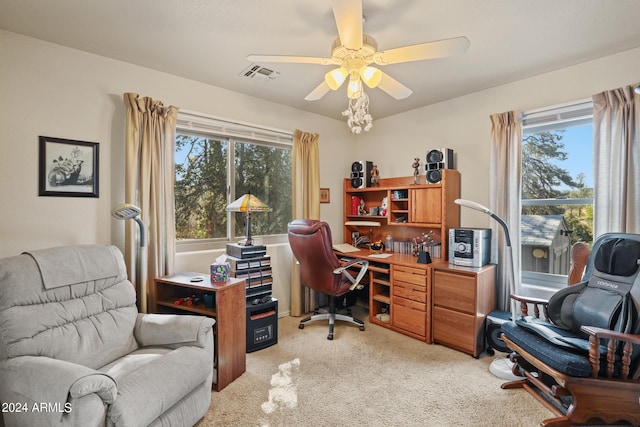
[152,273,246,391]
[338,250,496,356]
[337,249,435,342]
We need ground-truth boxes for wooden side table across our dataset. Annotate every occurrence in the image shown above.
[152,272,246,391]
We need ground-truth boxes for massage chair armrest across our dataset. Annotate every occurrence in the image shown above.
[334,259,369,291]
[580,325,640,380]
[135,313,216,349]
[0,355,118,406]
[510,294,550,320]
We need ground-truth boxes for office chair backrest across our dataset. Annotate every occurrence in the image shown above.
[568,242,590,285]
[548,233,640,336]
[287,219,352,297]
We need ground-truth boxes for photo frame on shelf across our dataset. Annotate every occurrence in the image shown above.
[320,188,330,203]
[38,136,99,198]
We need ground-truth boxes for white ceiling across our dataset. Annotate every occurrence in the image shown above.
[2,0,640,120]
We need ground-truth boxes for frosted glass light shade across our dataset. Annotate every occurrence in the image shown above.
[360,66,382,88]
[325,67,348,90]
[347,77,363,99]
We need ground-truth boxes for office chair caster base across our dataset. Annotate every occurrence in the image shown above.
[299,324,304,329]
[327,333,333,340]
[359,325,365,331]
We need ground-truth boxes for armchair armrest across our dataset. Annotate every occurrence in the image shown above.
[0,355,117,407]
[580,325,640,380]
[134,313,215,348]
[334,259,369,291]
[510,294,550,320]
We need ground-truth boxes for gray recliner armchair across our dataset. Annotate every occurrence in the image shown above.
[0,245,215,427]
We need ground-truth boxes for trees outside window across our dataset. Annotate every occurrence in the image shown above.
[175,129,292,246]
[521,102,593,286]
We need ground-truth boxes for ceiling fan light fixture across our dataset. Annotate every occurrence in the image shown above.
[347,74,363,99]
[360,66,382,88]
[325,67,348,90]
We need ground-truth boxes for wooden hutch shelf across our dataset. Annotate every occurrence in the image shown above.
[343,170,460,259]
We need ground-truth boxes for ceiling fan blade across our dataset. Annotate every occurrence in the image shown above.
[305,81,331,101]
[374,36,470,65]
[332,0,363,50]
[376,72,413,100]
[247,54,335,65]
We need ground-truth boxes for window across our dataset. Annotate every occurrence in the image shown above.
[521,101,594,292]
[174,112,293,251]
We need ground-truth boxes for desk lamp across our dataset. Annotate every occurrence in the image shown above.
[226,193,272,246]
[112,203,147,313]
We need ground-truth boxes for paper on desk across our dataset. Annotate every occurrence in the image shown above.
[333,243,360,253]
[368,253,393,258]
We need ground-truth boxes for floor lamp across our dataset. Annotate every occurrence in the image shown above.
[454,199,520,380]
[112,203,148,313]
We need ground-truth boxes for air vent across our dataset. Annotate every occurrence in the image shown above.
[239,64,280,82]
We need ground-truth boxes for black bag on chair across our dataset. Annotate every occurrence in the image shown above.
[517,236,640,354]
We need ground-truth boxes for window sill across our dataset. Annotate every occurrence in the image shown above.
[176,234,289,253]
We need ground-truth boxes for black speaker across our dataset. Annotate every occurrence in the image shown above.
[426,148,454,184]
[485,310,512,355]
[350,161,373,189]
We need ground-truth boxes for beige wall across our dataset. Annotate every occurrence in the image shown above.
[2,28,640,314]
[0,30,354,315]
[358,47,640,228]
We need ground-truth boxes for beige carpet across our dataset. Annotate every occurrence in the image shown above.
[197,307,554,427]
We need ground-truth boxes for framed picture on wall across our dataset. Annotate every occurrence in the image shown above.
[320,188,330,203]
[38,136,99,197]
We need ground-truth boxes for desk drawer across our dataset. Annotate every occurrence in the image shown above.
[432,306,475,354]
[394,296,426,337]
[393,265,427,287]
[433,270,476,313]
[393,281,427,303]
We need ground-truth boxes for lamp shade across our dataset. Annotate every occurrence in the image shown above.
[226,193,271,246]
[325,67,348,90]
[347,74,363,99]
[226,193,272,213]
[360,66,382,88]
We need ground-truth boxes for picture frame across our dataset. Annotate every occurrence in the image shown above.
[38,136,99,198]
[320,188,330,203]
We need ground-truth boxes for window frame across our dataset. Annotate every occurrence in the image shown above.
[520,99,594,295]
[174,111,293,252]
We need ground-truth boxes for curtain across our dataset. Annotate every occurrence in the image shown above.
[290,129,320,316]
[593,85,640,236]
[489,111,523,312]
[123,92,179,313]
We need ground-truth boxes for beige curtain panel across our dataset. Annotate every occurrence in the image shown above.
[290,129,320,316]
[123,92,179,312]
[593,84,640,236]
[489,111,523,313]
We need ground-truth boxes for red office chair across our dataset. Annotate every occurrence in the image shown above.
[288,219,369,340]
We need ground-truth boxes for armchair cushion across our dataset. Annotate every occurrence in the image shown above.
[106,346,211,427]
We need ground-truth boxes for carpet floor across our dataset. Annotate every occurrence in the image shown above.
[197,306,554,426]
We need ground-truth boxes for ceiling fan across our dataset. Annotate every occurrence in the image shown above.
[247,0,470,101]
